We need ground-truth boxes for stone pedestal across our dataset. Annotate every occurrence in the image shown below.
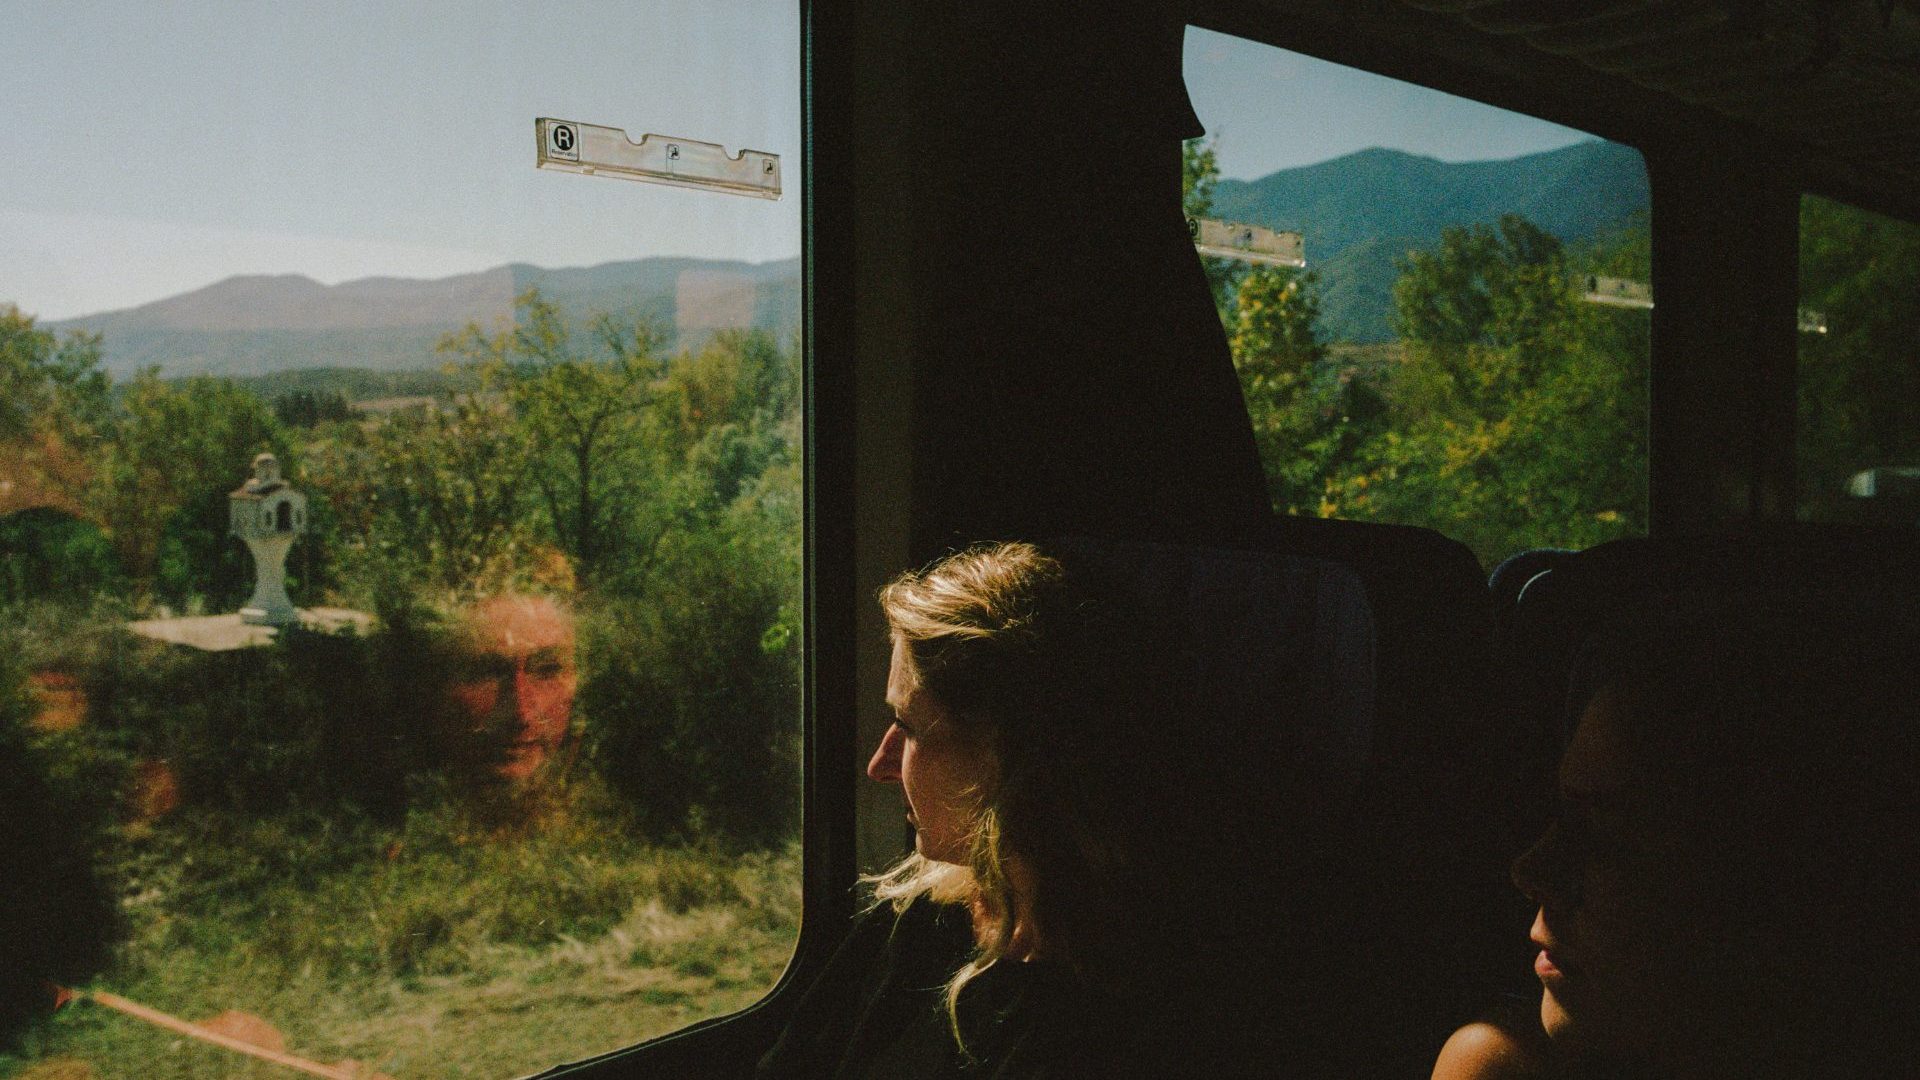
[240,531,298,625]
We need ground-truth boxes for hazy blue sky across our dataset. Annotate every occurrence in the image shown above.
[1183,27,1591,178]
[2,11,1592,322]
[1,1,802,321]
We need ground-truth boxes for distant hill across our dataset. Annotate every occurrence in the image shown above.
[49,141,1647,374]
[1210,140,1650,341]
[52,256,801,379]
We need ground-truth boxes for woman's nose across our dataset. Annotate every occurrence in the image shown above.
[867,724,903,784]
[1512,820,1580,910]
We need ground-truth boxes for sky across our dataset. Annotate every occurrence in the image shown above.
[2,11,1592,322]
[0,1,803,321]
[1182,27,1592,179]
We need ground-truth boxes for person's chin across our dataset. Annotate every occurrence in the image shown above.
[1540,985,1616,1061]
[1540,986,1573,1041]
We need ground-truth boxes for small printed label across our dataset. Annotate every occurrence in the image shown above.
[546,121,579,162]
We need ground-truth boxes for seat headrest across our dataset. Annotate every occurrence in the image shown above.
[1050,536,1378,784]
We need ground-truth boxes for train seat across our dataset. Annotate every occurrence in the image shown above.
[1500,526,1920,731]
[1030,536,1376,1074]
[1488,547,1576,624]
[1230,516,1515,1077]
[1495,524,1920,856]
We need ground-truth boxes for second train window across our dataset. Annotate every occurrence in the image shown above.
[1183,27,1650,569]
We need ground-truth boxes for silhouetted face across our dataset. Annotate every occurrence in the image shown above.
[450,595,577,780]
[868,637,992,864]
[1510,688,1725,1068]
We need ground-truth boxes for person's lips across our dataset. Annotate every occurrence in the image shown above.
[1534,948,1566,979]
[1532,932,1576,980]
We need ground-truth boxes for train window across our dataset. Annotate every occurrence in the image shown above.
[1,3,800,1077]
[1184,27,1650,568]
[1796,194,1920,526]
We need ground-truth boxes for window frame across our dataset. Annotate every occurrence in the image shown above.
[525,1,858,1075]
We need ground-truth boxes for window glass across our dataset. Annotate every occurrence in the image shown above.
[1796,194,1920,525]
[1184,28,1650,569]
[0,3,801,1077]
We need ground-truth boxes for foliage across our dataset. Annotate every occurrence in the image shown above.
[309,395,534,594]
[1184,136,1245,322]
[0,509,123,606]
[0,642,121,1050]
[226,363,485,406]
[1327,214,1650,563]
[439,291,667,584]
[1796,195,1920,519]
[0,305,110,447]
[271,389,355,428]
[68,615,502,822]
[1,785,799,1080]
[578,527,800,848]
[0,307,109,536]
[89,373,294,607]
[578,332,802,848]
[1230,266,1385,515]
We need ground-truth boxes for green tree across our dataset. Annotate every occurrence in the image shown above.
[1230,266,1383,514]
[271,388,354,428]
[91,373,292,604]
[0,307,109,530]
[578,500,800,848]
[354,397,532,591]
[440,290,666,584]
[0,509,122,606]
[1184,136,1244,322]
[1389,215,1575,419]
[1797,195,1920,518]
[0,305,109,445]
[577,326,802,847]
[1340,214,1649,564]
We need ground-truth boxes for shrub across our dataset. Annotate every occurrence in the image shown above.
[577,520,800,849]
[80,615,510,822]
[0,647,120,1049]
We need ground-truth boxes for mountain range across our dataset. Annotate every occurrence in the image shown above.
[47,139,1649,377]
[1211,139,1649,341]
[52,257,801,379]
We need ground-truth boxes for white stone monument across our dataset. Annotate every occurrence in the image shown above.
[229,452,306,626]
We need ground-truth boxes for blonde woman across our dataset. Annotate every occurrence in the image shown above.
[758,539,1377,1078]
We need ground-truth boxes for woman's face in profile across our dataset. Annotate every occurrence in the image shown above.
[1510,688,1724,1066]
[868,637,993,865]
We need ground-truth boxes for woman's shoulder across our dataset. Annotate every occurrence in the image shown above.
[755,899,974,1079]
[1431,1018,1549,1080]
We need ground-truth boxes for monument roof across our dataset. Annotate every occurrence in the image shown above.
[230,480,290,500]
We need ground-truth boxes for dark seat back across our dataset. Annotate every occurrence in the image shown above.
[1227,517,1512,1078]
[1498,524,1920,857]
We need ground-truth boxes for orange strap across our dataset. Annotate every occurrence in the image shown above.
[79,988,363,1080]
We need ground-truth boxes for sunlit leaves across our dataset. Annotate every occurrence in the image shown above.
[1796,196,1920,518]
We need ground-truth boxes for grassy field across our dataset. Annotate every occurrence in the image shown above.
[0,788,800,1080]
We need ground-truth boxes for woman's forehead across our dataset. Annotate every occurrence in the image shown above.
[466,594,575,655]
[1562,689,1633,798]
[885,636,918,707]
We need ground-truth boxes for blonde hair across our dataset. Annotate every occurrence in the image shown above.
[864,541,1089,1048]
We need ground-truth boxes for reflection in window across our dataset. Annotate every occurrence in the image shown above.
[1797,194,1920,526]
[0,3,801,1077]
[1183,28,1650,568]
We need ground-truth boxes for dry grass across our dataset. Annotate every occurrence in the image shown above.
[0,790,800,1080]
